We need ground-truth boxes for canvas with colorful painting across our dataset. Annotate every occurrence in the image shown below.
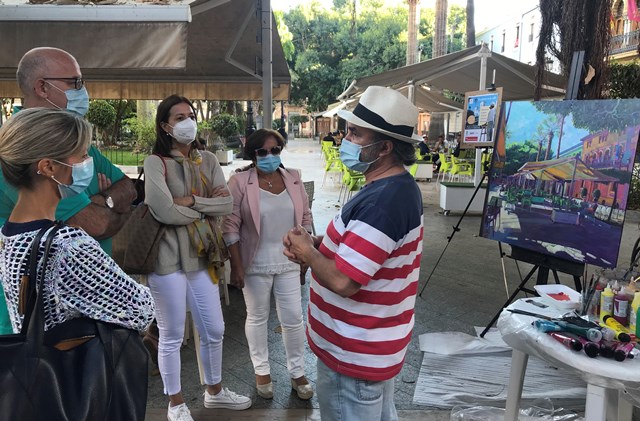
[480,99,640,267]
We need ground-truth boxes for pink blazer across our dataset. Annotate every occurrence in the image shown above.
[222,167,313,270]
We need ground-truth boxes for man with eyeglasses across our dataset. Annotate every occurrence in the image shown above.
[0,47,136,334]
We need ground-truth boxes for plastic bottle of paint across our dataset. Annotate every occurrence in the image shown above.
[613,289,629,326]
[600,285,614,321]
[630,292,640,336]
[592,279,605,317]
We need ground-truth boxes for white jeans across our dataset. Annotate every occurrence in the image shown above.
[148,269,224,395]
[243,270,306,379]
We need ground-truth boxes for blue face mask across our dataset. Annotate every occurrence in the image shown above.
[256,154,281,174]
[52,157,94,199]
[339,139,380,173]
[46,83,90,117]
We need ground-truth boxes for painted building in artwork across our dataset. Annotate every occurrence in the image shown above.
[568,125,639,208]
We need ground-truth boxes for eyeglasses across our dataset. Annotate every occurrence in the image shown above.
[43,77,85,90]
[255,146,282,157]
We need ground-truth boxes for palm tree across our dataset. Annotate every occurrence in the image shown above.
[433,0,448,58]
[406,0,421,65]
[466,0,475,47]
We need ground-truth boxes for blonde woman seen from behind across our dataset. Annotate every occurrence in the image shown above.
[144,95,251,421]
[0,108,155,418]
[223,129,314,401]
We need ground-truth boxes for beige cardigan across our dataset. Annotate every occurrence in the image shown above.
[143,151,232,275]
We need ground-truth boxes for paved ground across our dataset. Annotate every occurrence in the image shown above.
[144,138,640,420]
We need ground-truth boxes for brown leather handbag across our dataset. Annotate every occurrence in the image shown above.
[114,202,166,274]
[112,158,166,274]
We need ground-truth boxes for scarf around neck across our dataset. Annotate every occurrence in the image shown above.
[171,149,229,282]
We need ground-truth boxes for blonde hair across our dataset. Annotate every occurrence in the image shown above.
[0,108,92,188]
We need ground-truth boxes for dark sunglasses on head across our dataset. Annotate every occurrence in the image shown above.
[255,146,282,157]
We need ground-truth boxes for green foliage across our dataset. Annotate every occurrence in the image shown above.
[607,62,640,209]
[289,115,310,125]
[275,11,295,62]
[609,62,640,99]
[447,5,467,53]
[503,140,539,175]
[280,1,467,112]
[210,114,240,139]
[86,100,116,144]
[125,116,156,154]
[100,148,146,166]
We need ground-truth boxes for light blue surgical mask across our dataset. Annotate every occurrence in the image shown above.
[256,154,281,174]
[339,139,380,173]
[51,157,94,199]
[46,83,90,117]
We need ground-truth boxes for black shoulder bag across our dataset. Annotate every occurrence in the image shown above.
[0,221,149,420]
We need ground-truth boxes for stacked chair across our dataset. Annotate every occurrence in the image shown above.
[437,153,452,182]
[339,163,365,204]
[449,155,474,182]
[322,146,342,187]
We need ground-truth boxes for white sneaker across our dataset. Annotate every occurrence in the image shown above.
[203,387,252,410]
[167,403,194,421]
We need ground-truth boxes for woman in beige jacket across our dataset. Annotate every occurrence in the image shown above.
[223,129,314,401]
[144,95,251,421]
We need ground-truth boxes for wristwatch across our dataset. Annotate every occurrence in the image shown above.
[100,193,114,209]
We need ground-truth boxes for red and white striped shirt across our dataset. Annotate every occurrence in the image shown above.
[307,173,423,381]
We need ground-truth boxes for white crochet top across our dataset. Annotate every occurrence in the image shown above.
[0,222,155,333]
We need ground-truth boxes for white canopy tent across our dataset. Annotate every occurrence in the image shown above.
[338,44,566,105]
[0,0,290,101]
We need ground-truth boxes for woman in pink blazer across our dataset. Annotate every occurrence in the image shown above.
[222,129,314,401]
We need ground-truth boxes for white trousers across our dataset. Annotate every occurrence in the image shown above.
[148,269,224,395]
[243,270,306,379]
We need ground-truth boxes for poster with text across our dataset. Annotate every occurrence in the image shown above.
[462,88,502,149]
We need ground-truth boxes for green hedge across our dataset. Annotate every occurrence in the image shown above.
[608,62,640,210]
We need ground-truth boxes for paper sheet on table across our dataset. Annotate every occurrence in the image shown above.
[418,330,509,355]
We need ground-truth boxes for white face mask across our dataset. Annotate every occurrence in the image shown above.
[168,119,197,145]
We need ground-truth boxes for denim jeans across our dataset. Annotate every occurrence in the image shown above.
[316,359,398,421]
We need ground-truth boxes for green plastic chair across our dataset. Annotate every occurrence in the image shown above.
[322,147,342,186]
[449,156,473,182]
[339,163,364,203]
[438,153,452,182]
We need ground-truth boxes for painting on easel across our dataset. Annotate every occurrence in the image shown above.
[461,88,503,149]
[480,99,640,267]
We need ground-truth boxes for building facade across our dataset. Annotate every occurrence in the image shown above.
[610,0,640,62]
[476,5,561,74]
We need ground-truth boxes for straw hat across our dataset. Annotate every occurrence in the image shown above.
[338,86,421,144]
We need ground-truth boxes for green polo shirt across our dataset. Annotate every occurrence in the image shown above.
[0,145,125,253]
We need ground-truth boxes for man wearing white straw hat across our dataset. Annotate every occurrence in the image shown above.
[284,86,424,421]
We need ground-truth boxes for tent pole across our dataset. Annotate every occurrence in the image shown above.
[407,81,415,105]
[262,0,273,129]
[475,43,492,186]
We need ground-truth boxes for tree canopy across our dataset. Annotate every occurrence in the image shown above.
[277,1,467,112]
